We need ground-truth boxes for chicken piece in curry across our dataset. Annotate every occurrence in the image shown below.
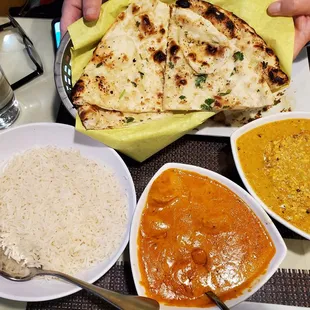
[138,168,275,307]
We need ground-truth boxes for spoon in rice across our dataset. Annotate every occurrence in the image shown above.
[0,249,159,310]
[0,251,229,310]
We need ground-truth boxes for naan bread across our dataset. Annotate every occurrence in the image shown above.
[190,0,289,92]
[163,0,289,112]
[78,104,172,130]
[73,0,290,130]
[72,0,170,113]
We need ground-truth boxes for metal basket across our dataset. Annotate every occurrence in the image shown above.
[54,32,76,118]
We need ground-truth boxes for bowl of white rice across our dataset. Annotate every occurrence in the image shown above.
[0,123,136,302]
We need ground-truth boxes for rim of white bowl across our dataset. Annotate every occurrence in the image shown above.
[130,163,287,310]
[0,123,136,301]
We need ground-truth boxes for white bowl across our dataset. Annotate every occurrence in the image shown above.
[0,123,136,302]
[231,112,310,240]
[129,163,287,310]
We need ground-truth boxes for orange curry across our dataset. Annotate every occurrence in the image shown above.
[138,168,275,307]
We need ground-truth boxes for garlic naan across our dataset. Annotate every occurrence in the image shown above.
[163,0,289,112]
[72,0,290,130]
[72,0,170,113]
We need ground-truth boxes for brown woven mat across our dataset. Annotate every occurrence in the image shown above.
[27,134,309,310]
[27,262,310,310]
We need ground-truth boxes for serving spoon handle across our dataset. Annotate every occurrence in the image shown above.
[1,267,159,310]
[205,291,230,310]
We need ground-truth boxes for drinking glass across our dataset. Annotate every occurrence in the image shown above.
[0,66,20,129]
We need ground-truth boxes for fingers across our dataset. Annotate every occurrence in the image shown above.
[268,0,310,17]
[82,0,102,21]
[293,35,305,59]
[60,0,82,37]
[293,15,310,59]
[60,0,101,37]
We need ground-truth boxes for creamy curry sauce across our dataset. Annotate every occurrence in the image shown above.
[237,119,310,235]
[138,169,275,307]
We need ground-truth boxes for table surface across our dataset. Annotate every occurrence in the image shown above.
[0,17,59,126]
[0,16,310,310]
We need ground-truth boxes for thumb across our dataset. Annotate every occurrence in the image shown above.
[268,0,310,17]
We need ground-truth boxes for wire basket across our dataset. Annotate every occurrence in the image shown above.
[54,32,76,118]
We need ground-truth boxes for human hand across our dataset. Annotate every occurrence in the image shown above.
[60,0,102,36]
[268,0,310,59]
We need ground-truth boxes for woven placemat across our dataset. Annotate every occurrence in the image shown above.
[27,262,310,310]
[27,133,308,310]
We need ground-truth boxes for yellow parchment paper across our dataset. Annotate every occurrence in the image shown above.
[68,0,294,162]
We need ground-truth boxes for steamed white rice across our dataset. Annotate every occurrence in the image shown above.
[0,146,128,275]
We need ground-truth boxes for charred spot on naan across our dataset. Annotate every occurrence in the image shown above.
[157,92,163,100]
[153,50,167,63]
[175,12,191,26]
[78,104,100,122]
[71,79,86,104]
[95,75,110,94]
[205,44,226,57]
[254,43,266,51]
[176,0,191,9]
[118,12,126,21]
[156,26,167,43]
[137,14,166,43]
[148,46,156,53]
[184,40,228,70]
[140,14,156,35]
[167,40,181,65]
[213,96,229,109]
[132,4,140,14]
[267,68,289,88]
[188,52,196,61]
[144,12,168,47]
[204,10,236,39]
[205,5,224,21]
[175,74,188,87]
[92,51,117,69]
[169,42,180,56]
[265,47,275,56]
[183,1,237,39]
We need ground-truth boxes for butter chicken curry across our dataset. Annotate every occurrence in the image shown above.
[138,168,275,307]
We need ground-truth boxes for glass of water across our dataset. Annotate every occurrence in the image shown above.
[0,66,20,130]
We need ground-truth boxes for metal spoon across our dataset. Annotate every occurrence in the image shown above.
[0,252,159,310]
[0,251,228,310]
[205,291,230,310]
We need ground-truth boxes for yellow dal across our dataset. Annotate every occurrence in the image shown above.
[237,119,310,234]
